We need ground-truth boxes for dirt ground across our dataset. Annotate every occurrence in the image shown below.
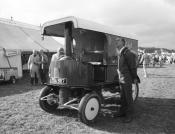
[0,64,175,134]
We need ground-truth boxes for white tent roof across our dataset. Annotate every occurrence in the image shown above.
[42,16,136,40]
[0,18,63,52]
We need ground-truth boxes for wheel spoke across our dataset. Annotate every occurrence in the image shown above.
[40,96,49,101]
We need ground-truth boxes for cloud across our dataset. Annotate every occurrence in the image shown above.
[0,0,175,49]
[163,0,175,5]
[96,0,175,49]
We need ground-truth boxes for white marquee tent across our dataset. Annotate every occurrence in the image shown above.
[0,18,63,78]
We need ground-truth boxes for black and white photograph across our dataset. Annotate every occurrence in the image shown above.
[0,0,175,133]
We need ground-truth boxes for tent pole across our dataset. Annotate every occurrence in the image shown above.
[3,48,12,68]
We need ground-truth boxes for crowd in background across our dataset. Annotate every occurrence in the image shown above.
[138,50,175,67]
[138,49,175,78]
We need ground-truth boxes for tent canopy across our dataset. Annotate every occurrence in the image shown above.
[0,18,63,52]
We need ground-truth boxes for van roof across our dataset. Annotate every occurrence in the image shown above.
[42,16,136,40]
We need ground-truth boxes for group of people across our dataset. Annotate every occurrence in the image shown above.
[27,48,65,86]
[139,51,175,67]
[161,53,175,64]
[27,49,48,85]
[138,50,175,78]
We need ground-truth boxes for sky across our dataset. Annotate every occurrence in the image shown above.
[0,0,175,49]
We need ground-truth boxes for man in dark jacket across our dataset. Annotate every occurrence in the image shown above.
[116,38,138,123]
[39,49,48,85]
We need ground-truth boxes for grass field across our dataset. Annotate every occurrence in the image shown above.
[0,64,175,134]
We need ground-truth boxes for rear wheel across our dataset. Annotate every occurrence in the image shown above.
[79,92,101,125]
[39,86,59,112]
[132,83,139,102]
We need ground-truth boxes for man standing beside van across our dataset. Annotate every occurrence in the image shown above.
[116,38,138,123]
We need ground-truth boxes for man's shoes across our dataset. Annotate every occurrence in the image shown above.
[122,115,133,123]
[115,112,126,117]
[115,113,133,123]
[40,82,44,85]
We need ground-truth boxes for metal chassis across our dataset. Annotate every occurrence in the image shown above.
[40,81,120,111]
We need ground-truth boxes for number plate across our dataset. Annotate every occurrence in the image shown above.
[51,78,67,85]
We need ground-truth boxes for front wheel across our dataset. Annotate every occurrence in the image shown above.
[78,92,101,125]
[132,83,139,102]
[39,86,59,112]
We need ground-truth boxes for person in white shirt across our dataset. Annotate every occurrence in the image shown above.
[49,48,65,78]
[140,50,149,77]
[28,50,41,85]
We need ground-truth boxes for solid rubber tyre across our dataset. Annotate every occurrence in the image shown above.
[132,83,139,102]
[39,86,58,112]
[78,92,101,125]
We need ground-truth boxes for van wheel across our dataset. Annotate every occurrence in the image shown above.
[39,86,59,112]
[11,76,16,84]
[132,83,139,102]
[79,92,101,125]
